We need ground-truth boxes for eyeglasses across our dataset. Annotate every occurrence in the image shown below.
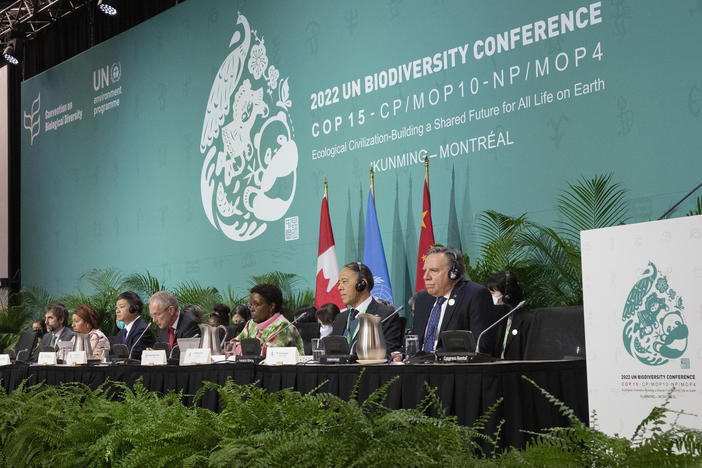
[247,300,268,310]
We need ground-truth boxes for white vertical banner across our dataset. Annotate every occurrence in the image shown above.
[581,215,701,436]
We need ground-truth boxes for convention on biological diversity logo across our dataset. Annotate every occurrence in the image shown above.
[23,93,41,145]
[622,261,689,366]
[200,11,298,242]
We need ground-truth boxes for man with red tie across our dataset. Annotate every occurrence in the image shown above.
[149,290,200,352]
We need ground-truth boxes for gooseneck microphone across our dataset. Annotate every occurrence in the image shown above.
[128,319,153,360]
[260,311,310,347]
[475,300,526,353]
[380,305,404,324]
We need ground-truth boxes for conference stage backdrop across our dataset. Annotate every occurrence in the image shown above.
[20,1,702,304]
[581,216,701,434]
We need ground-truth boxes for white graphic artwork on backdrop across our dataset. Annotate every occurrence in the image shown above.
[24,93,41,145]
[200,12,297,241]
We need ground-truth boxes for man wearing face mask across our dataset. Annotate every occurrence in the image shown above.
[229,303,251,338]
[486,270,531,359]
[115,291,155,360]
[316,302,340,338]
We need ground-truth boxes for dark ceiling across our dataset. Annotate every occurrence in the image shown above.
[1,0,184,79]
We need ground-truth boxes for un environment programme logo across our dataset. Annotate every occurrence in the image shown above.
[200,12,297,242]
[23,93,41,145]
[622,262,689,366]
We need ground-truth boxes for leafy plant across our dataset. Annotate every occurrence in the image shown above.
[122,271,166,299]
[224,285,247,309]
[687,196,702,216]
[507,376,702,467]
[59,268,125,334]
[173,280,223,316]
[0,373,503,467]
[557,173,629,244]
[1,375,699,467]
[0,286,57,350]
[465,174,630,307]
[248,271,314,313]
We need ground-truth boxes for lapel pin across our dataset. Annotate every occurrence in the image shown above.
[448,298,455,306]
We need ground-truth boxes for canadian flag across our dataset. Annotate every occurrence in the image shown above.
[315,192,344,308]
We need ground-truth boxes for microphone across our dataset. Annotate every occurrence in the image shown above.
[261,313,306,347]
[381,305,404,324]
[476,300,526,353]
[127,320,152,360]
[292,310,312,324]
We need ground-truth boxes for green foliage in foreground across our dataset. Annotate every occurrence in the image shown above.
[0,376,700,468]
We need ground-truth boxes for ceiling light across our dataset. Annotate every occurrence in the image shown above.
[98,0,118,16]
[3,39,21,65]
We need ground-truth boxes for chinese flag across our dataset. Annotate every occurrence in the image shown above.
[415,170,435,292]
[315,190,344,308]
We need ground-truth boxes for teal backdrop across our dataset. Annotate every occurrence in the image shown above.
[20,0,702,305]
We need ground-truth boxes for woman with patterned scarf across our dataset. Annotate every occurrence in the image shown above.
[232,283,304,356]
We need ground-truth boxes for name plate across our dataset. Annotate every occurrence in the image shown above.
[141,350,167,366]
[38,352,57,365]
[0,354,11,366]
[266,347,299,365]
[182,348,211,365]
[66,351,87,365]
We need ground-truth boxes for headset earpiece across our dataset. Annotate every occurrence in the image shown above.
[355,262,367,292]
[502,271,513,305]
[447,250,460,281]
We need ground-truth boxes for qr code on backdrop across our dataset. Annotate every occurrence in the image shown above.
[285,216,299,241]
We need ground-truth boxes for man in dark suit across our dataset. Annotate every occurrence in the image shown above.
[115,291,155,360]
[39,302,75,348]
[412,247,495,353]
[32,302,75,360]
[149,290,200,351]
[331,262,402,354]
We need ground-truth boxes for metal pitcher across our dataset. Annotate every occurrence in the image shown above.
[198,323,228,355]
[72,332,93,357]
[355,313,387,360]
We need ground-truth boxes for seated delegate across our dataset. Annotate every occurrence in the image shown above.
[114,291,155,360]
[233,283,304,356]
[149,290,200,351]
[486,270,531,360]
[71,304,110,359]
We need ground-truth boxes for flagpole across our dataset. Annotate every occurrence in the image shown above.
[369,164,375,200]
[424,156,429,190]
[324,176,328,198]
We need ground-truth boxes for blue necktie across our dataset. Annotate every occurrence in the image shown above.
[423,297,446,352]
[346,308,359,344]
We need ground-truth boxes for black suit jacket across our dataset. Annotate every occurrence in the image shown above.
[32,327,75,361]
[412,280,495,353]
[38,327,75,347]
[157,310,201,346]
[491,304,533,360]
[331,298,402,353]
[117,316,155,360]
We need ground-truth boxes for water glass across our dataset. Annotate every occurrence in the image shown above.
[311,338,324,361]
[404,334,419,360]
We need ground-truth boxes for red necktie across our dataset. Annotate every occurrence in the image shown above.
[168,326,175,349]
